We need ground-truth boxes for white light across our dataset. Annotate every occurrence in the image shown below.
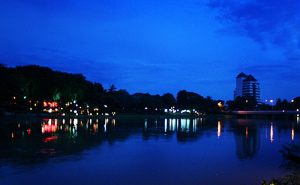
[270,123,274,143]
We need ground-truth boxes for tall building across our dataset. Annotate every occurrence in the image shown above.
[234,72,260,102]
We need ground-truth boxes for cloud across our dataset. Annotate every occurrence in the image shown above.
[207,0,300,56]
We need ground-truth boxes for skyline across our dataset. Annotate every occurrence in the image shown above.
[0,0,299,100]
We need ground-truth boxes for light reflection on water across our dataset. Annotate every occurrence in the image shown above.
[0,116,299,185]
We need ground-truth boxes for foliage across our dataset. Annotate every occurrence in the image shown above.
[0,65,223,114]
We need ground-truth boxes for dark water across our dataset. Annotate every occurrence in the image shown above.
[0,116,299,185]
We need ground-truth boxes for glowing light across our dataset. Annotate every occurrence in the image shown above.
[27,128,31,135]
[13,96,16,100]
[181,119,186,130]
[245,127,248,139]
[43,101,58,108]
[44,136,58,143]
[270,123,274,143]
[11,132,14,139]
[104,119,109,132]
[42,120,57,133]
[164,119,167,132]
[172,119,176,132]
[292,127,295,141]
[93,124,98,133]
[144,119,148,130]
[217,121,221,138]
[192,119,196,132]
[291,99,294,103]
[218,102,223,108]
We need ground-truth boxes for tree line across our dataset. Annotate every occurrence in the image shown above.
[0,65,222,114]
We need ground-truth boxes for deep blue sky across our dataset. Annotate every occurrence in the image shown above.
[0,0,299,100]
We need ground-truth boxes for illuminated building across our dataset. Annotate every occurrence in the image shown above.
[234,72,261,102]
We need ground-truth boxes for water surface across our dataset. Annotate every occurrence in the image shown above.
[0,116,299,185]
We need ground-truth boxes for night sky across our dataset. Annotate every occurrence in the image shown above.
[0,0,299,100]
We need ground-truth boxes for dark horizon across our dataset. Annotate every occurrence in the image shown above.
[0,0,299,100]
